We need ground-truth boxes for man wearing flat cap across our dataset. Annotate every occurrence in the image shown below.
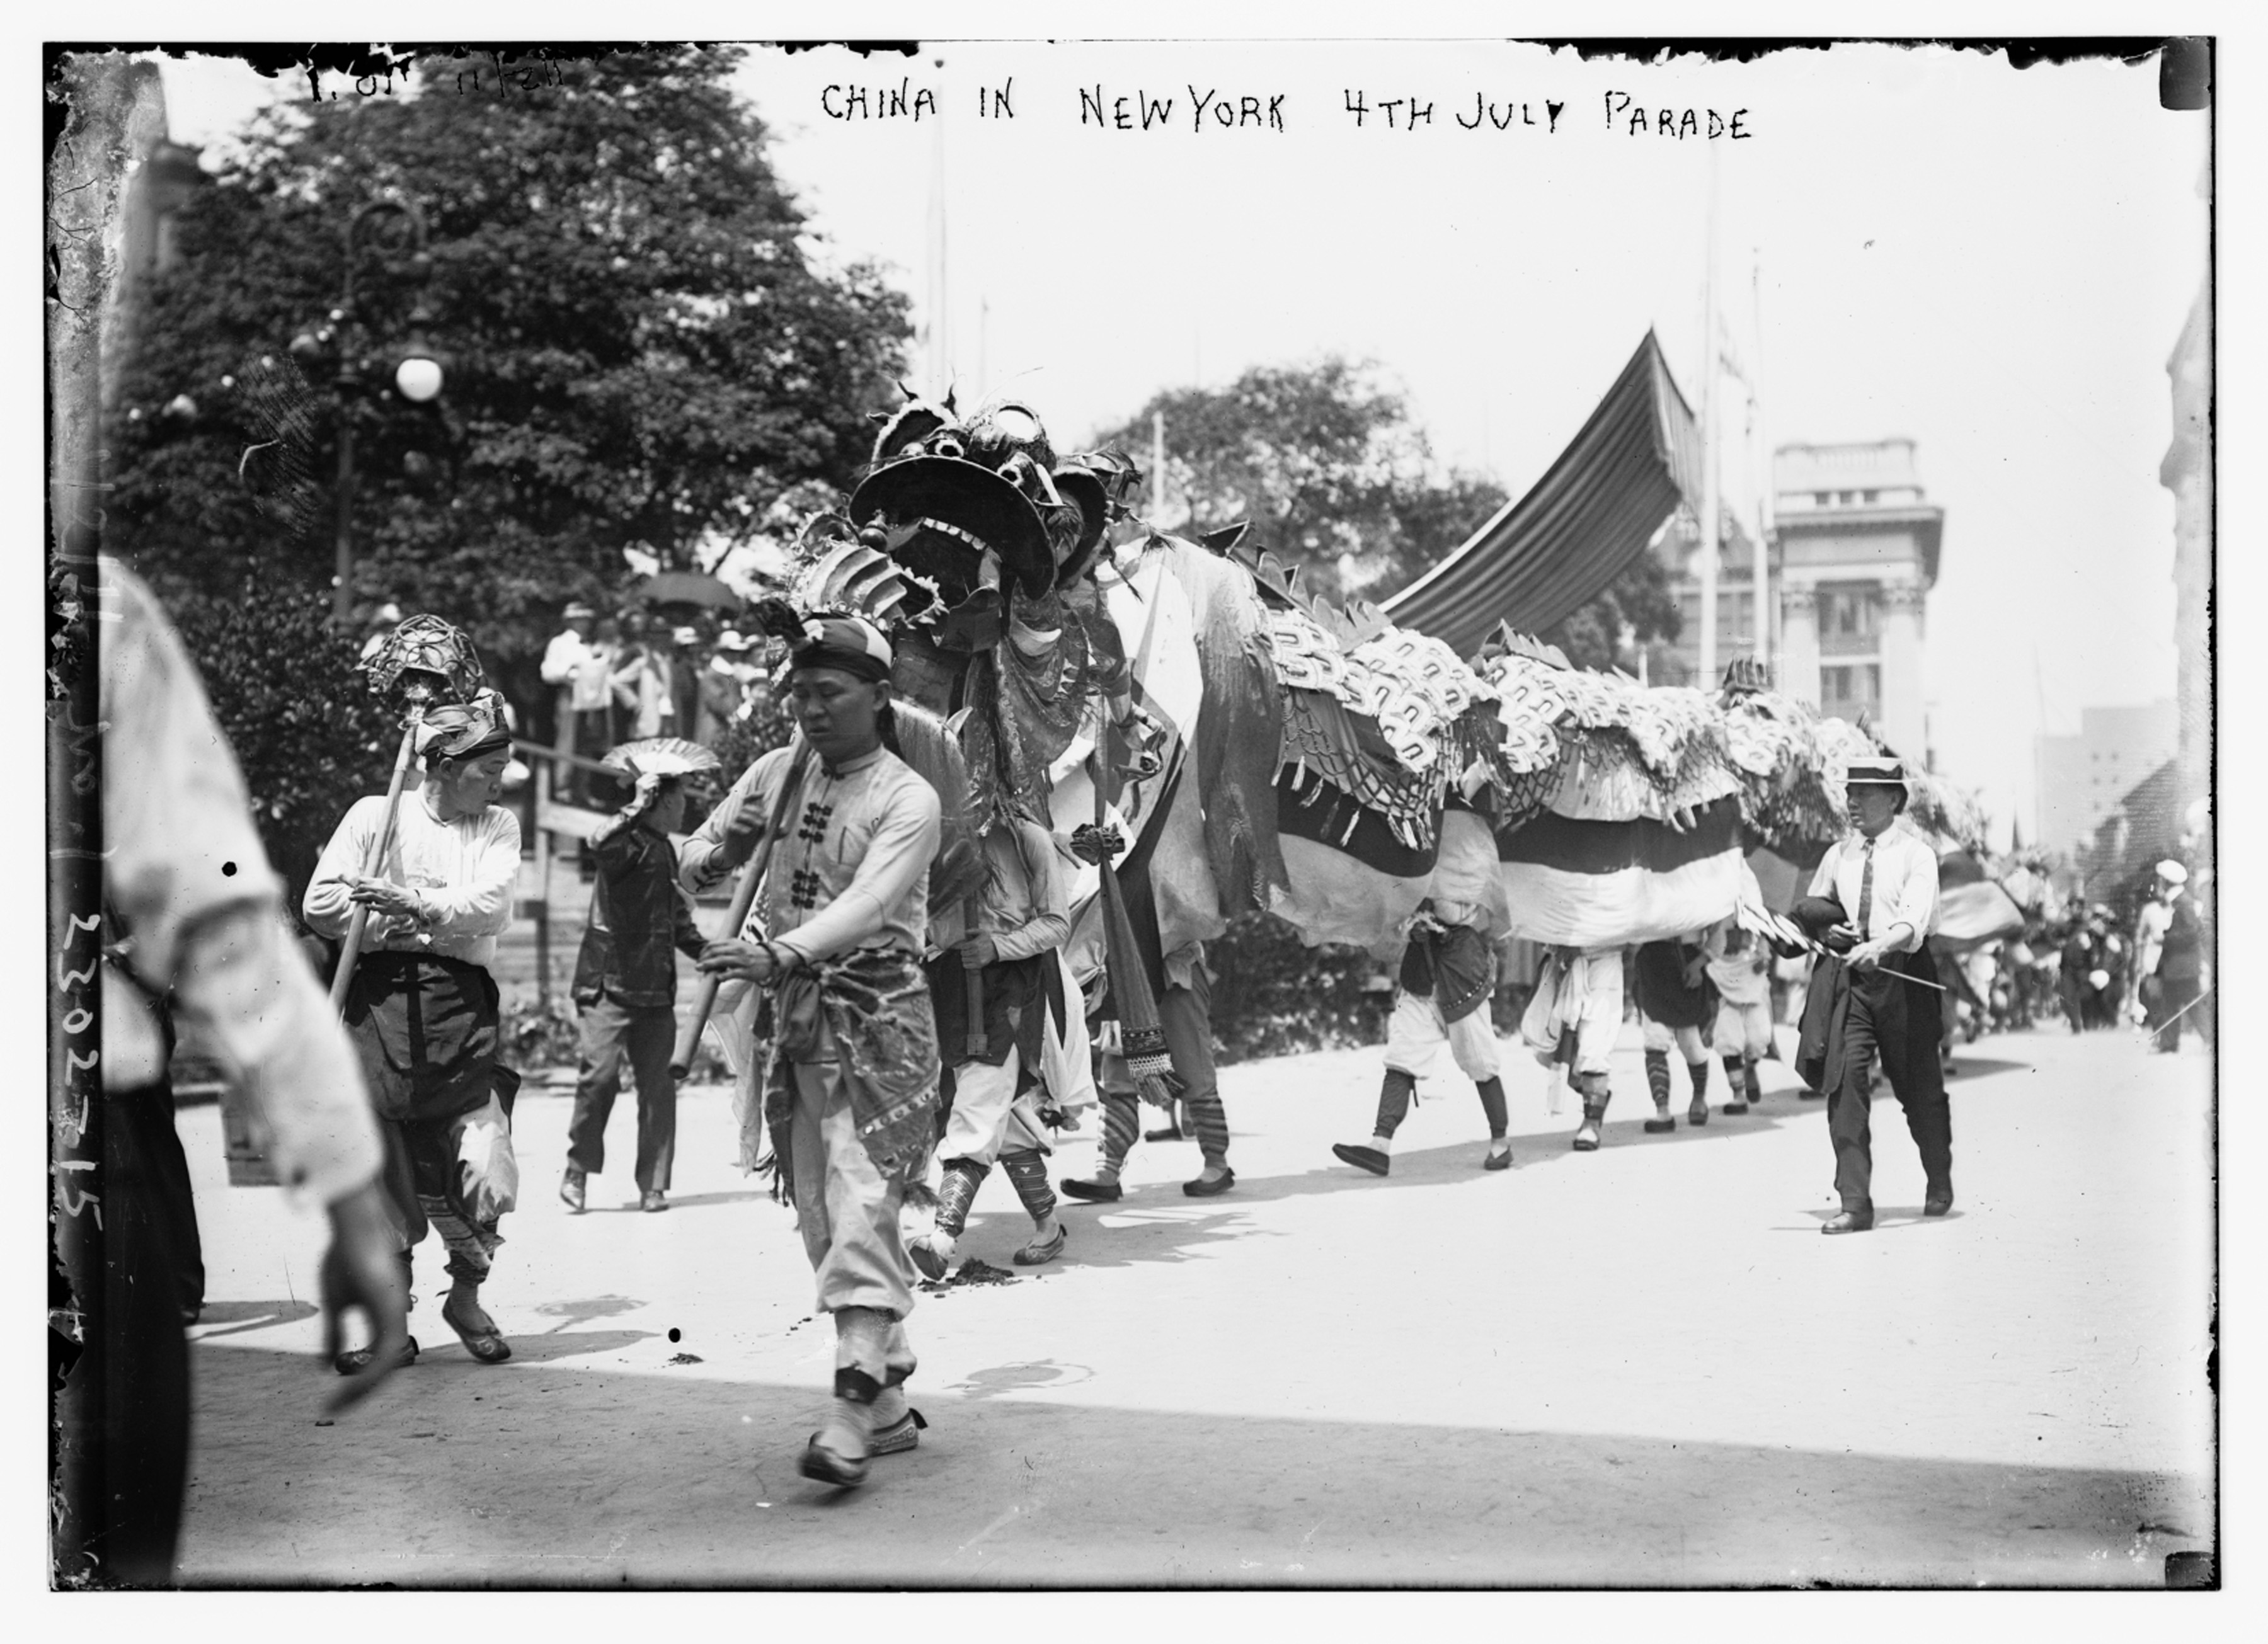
[1793,756,1953,1233]
[680,611,943,1490]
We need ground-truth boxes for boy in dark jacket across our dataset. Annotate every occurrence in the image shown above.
[563,759,710,1213]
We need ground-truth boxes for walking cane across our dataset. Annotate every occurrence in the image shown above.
[328,695,433,1012]
[670,743,813,1077]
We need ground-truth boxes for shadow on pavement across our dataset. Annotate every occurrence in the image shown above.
[178,1339,2207,1589]
[189,1300,319,1342]
[1940,1056,2031,1083]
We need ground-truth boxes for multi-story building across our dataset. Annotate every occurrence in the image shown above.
[2036,700,2180,862]
[1645,438,1946,767]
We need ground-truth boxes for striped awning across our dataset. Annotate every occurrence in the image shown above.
[1383,330,1701,657]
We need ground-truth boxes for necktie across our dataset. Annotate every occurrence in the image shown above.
[1855,837,1876,936]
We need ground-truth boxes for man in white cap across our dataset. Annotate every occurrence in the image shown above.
[2134,859,2206,1053]
[1793,756,1952,1233]
[681,611,942,1490]
[696,630,750,746]
[541,600,613,805]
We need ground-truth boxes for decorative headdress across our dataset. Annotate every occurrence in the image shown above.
[415,687,512,762]
[362,613,484,704]
[603,737,723,780]
[750,597,894,684]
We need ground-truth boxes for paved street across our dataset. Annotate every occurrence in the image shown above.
[171,1022,2213,1588]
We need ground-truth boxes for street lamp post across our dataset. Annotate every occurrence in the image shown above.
[290,197,446,625]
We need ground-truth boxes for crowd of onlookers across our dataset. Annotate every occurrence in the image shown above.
[1927,862,2211,1054]
[357,596,789,814]
[537,600,782,780]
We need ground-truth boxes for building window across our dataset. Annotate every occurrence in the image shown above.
[1818,583,1882,654]
[1860,489,1878,503]
[1821,663,1882,721]
[1814,492,1831,506]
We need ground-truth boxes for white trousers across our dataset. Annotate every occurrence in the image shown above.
[1384,990,1502,1082]
[1641,1017,1707,1061]
[937,1047,1051,1165]
[1715,995,1775,1059]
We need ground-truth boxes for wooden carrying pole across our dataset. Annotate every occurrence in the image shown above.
[962,891,988,1061]
[670,745,811,1077]
[328,704,428,1012]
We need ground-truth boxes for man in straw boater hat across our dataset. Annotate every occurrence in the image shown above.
[1791,754,1953,1234]
[304,681,524,1366]
[680,608,943,1490]
[561,738,718,1214]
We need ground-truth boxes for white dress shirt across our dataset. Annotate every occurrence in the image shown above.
[1807,822,1939,952]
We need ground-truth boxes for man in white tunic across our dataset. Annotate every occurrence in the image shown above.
[305,688,523,1363]
[683,614,942,1489]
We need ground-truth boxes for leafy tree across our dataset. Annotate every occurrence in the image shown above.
[1094,358,1491,605]
[107,45,911,711]
[1094,357,1682,666]
[178,581,401,916]
[1542,550,1681,672]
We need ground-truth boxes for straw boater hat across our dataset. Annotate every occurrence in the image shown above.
[2156,859,2189,887]
[562,599,595,620]
[1844,755,1909,809]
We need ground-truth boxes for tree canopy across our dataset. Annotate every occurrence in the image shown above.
[107,45,911,675]
[1093,357,1678,668]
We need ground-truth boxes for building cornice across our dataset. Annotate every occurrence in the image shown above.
[1772,504,1944,588]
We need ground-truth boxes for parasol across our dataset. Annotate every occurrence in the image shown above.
[639,571,742,610]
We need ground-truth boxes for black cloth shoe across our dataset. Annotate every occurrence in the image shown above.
[1822,1209,1875,1235]
[1643,1112,1676,1134]
[1331,1143,1389,1177]
[799,1433,869,1488]
[1483,1145,1513,1171]
[335,1334,419,1376]
[1721,1100,1750,1115]
[1183,1168,1235,1197]
[1923,1190,1955,1217]
[1060,1175,1123,1203]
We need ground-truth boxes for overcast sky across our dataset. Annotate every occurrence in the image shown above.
[154,38,2211,848]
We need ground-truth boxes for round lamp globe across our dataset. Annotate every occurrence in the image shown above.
[395,356,444,402]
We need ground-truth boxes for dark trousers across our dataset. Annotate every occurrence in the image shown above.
[59,1082,196,1587]
[1826,970,1954,1212]
[567,992,678,1191]
[2149,971,2203,1051]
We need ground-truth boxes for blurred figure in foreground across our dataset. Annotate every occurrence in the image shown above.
[74,559,406,1587]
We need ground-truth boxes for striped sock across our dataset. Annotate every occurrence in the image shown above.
[1097,1094,1140,1179]
[1185,1093,1230,1168]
